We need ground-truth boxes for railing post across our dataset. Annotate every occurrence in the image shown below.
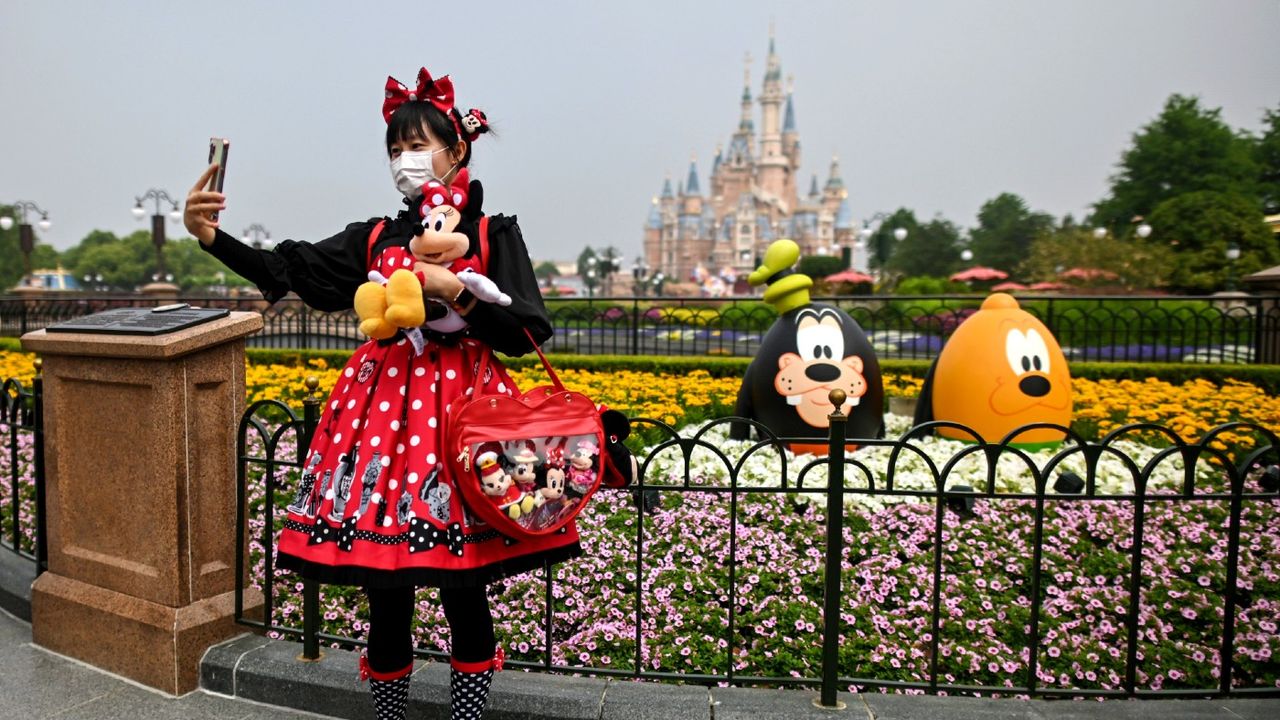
[33,360,47,575]
[630,298,640,356]
[816,389,848,709]
[299,377,323,661]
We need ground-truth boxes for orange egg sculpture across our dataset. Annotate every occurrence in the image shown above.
[917,293,1072,448]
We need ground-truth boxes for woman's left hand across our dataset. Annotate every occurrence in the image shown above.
[415,262,465,301]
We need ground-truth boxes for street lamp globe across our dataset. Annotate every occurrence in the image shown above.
[131,203,146,219]
[893,227,908,242]
[1092,227,1107,239]
[1136,224,1152,239]
[168,208,183,224]
[961,249,973,262]
[1226,243,1241,262]
[37,216,51,232]
[0,217,12,231]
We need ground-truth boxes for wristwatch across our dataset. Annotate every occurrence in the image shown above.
[450,286,476,313]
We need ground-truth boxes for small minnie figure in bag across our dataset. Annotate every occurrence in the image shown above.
[529,445,570,531]
[566,439,599,495]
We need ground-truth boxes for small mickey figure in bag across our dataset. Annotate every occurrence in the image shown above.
[529,445,570,531]
[506,441,541,495]
[477,450,536,520]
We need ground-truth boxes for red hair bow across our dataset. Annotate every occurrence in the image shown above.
[383,68,455,123]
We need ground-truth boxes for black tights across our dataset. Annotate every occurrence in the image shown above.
[365,585,495,673]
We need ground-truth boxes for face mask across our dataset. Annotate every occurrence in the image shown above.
[389,148,458,199]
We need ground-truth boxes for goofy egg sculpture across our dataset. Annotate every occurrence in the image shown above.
[730,240,884,451]
[913,293,1073,449]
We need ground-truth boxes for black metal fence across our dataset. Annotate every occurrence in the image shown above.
[0,364,46,572]
[4,293,1278,363]
[235,390,1280,702]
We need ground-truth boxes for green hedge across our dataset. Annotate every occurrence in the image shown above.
[4,337,1274,394]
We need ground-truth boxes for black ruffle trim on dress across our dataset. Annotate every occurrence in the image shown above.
[275,541,583,590]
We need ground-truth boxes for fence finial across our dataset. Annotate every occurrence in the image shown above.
[33,358,43,375]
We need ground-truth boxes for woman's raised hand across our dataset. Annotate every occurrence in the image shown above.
[184,163,227,246]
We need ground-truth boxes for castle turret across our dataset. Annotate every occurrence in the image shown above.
[681,155,704,218]
[757,28,791,208]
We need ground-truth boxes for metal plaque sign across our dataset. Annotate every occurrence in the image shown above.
[46,306,231,336]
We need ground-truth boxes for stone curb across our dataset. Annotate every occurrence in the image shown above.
[0,549,36,621]
[200,634,1280,720]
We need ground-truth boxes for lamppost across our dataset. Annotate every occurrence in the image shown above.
[1225,243,1241,291]
[632,257,650,297]
[241,223,272,250]
[0,201,53,285]
[584,256,597,300]
[81,273,105,293]
[650,271,666,296]
[132,189,183,282]
[858,213,907,279]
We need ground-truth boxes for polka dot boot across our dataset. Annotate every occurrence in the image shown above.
[359,652,413,720]
[449,647,503,720]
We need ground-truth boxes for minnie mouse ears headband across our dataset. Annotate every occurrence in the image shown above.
[383,67,490,142]
[418,168,470,216]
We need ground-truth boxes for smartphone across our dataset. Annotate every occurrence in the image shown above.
[207,137,230,219]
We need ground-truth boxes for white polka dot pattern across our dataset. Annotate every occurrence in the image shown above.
[369,674,410,720]
[449,666,494,720]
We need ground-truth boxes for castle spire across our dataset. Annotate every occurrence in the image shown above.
[661,175,673,198]
[686,154,701,196]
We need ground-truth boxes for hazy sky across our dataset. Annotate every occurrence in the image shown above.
[2,0,1277,267]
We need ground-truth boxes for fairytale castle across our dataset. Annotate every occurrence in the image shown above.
[641,31,856,293]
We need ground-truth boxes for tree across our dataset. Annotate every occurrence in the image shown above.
[966,193,1053,275]
[797,254,844,280]
[865,208,919,274]
[1146,190,1276,292]
[1092,94,1259,230]
[1256,103,1280,215]
[533,261,560,283]
[885,216,964,278]
[1021,227,1177,291]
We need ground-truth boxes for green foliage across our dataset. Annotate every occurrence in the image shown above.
[796,254,844,279]
[1092,94,1260,230]
[533,261,560,280]
[1256,103,1280,215]
[55,229,247,291]
[1147,190,1276,292]
[1020,227,1177,290]
[966,193,1054,274]
[892,275,968,295]
[886,217,964,279]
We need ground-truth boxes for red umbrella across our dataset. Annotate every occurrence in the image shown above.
[824,269,875,284]
[991,281,1028,291]
[1029,281,1067,291]
[950,266,1009,282]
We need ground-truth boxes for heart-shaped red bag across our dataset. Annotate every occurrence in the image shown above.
[446,331,607,540]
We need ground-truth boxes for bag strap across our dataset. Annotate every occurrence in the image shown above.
[468,328,562,396]
[365,219,387,271]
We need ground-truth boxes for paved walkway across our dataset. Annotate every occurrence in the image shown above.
[3,606,1279,720]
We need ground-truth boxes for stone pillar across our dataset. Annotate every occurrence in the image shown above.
[21,312,264,695]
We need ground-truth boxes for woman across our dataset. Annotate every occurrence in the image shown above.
[185,67,575,720]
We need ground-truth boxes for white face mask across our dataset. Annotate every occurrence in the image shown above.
[389,149,458,199]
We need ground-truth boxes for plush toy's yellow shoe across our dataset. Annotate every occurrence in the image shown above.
[383,269,426,328]
[507,503,523,520]
[354,281,397,340]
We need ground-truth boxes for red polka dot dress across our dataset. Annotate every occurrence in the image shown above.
[214,203,581,589]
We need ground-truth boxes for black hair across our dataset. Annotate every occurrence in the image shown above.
[385,101,489,167]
